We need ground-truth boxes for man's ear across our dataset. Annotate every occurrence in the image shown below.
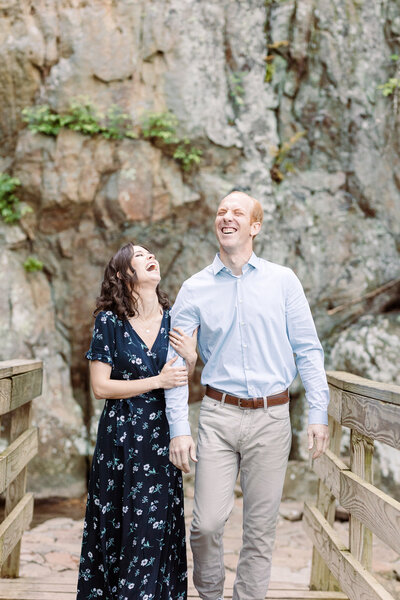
[250,221,261,236]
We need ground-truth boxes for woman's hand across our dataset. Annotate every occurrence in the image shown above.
[157,356,188,389]
[169,327,198,363]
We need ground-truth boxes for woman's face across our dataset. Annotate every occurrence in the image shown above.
[130,246,161,285]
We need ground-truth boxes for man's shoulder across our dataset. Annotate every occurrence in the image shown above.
[181,263,215,289]
[256,257,296,280]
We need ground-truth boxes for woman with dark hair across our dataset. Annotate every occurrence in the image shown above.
[77,242,197,600]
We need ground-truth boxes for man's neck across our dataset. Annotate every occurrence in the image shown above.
[219,247,253,276]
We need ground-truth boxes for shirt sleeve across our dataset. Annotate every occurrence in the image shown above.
[85,311,116,367]
[164,282,200,439]
[285,270,330,425]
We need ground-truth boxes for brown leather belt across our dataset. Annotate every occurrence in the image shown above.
[205,385,289,409]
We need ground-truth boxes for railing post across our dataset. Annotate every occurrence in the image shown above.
[0,360,42,579]
[349,428,374,569]
[1,402,32,578]
[309,416,342,591]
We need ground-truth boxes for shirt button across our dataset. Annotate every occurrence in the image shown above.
[239,299,243,303]
[241,322,245,326]
[243,344,247,348]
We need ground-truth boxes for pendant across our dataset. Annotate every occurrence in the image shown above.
[145,329,150,333]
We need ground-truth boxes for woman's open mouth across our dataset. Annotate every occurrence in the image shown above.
[146,262,158,272]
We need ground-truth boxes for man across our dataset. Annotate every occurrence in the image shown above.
[165,191,329,600]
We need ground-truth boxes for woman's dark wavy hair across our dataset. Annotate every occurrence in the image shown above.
[94,242,170,320]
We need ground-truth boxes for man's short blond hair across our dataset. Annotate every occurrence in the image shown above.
[250,198,263,226]
[222,191,263,237]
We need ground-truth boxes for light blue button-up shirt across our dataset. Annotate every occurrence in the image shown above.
[165,252,330,438]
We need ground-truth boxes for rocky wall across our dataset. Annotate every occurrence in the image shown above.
[0,0,399,496]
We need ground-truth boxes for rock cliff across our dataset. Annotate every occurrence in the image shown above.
[0,0,399,496]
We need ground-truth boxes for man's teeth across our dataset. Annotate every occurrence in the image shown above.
[222,228,236,234]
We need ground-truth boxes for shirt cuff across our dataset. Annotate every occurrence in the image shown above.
[169,420,191,439]
[308,407,328,426]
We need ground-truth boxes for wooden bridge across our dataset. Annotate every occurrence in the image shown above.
[0,359,399,600]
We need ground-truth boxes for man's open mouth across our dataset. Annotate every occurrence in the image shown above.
[221,227,237,234]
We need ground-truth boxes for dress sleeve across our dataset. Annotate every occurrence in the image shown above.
[85,311,116,367]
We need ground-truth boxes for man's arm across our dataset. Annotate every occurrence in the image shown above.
[165,282,200,471]
[285,270,330,458]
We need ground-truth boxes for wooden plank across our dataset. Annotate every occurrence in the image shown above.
[341,392,400,450]
[0,380,11,415]
[303,503,395,600]
[1,404,32,578]
[8,371,42,414]
[312,449,348,500]
[327,386,342,424]
[0,583,349,600]
[0,361,42,381]
[0,582,78,591]
[349,430,373,569]
[309,418,342,592]
[340,470,400,555]
[311,433,400,555]
[0,371,42,417]
[0,493,33,566]
[0,592,75,599]
[0,428,38,494]
[191,592,348,599]
[327,372,400,406]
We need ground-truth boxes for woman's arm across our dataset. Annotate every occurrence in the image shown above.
[90,358,188,399]
[169,327,198,377]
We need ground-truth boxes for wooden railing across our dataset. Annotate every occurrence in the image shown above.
[0,360,42,578]
[304,371,400,600]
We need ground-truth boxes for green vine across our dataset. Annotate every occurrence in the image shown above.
[0,173,32,224]
[378,78,400,97]
[377,54,400,97]
[24,256,44,272]
[22,101,202,172]
[228,72,245,112]
[270,130,306,183]
[22,99,137,140]
[141,111,202,171]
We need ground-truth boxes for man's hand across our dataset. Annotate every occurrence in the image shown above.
[169,435,197,473]
[308,424,329,459]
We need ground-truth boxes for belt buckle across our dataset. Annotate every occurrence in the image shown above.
[237,397,246,409]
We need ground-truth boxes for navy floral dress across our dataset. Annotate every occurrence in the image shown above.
[77,310,187,600]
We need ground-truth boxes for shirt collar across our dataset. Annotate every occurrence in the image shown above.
[211,252,260,275]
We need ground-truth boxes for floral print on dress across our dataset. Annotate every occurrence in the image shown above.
[77,310,187,600]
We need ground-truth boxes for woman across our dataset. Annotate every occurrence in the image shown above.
[77,242,197,600]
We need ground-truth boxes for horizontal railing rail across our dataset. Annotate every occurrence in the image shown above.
[304,371,400,600]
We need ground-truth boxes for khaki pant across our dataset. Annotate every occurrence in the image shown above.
[190,395,292,600]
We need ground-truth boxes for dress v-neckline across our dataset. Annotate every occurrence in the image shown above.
[127,311,165,352]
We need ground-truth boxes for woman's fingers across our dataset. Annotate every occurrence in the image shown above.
[166,356,178,366]
[172,327,184,336]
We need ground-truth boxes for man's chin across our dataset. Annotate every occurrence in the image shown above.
[217,234,237,246]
